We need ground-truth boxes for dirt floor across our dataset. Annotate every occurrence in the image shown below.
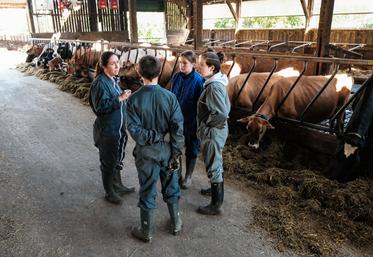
[1,48,372,257]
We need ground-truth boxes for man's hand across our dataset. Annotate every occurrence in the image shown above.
[168,154,180,171]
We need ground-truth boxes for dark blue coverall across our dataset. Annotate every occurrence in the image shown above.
[89,73,128,179]
[126,84,184,210]
[170,69,204,159]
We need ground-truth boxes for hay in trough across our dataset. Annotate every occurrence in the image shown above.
[223,126,373,257]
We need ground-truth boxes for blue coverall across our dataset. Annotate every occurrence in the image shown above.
[197,72,231,183]
[89,73,128,176]
[126,84,184,210]
[171,69,204,159]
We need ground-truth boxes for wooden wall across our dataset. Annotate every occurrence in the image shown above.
[202,28,373,45]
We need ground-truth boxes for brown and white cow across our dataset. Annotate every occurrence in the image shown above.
[119,55,179,91]
[68,47,101,79]
[222,55,317,78]
[237,74,354,148]
[227,68,300,111]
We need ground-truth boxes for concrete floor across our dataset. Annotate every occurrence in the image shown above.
[0,49,294,257]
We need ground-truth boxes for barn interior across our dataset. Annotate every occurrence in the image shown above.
[0,1,372,257]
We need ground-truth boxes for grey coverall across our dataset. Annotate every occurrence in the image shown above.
[126,84,184,210]
[197,72,231,183]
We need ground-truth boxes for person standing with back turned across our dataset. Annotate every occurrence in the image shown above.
[196,51,230,215]
[126,55,184,242]
[170,50,204,189]
[89,51,135,205]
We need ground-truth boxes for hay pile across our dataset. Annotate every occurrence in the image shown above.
[223,130,373,257]
[16,63,91,105]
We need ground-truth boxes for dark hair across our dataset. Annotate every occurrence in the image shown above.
[138,55,161,80]
[200,51,222,74]
[95,51,118,77]
[180,50,197,64]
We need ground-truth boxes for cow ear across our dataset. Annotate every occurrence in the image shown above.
[237,116,250,123]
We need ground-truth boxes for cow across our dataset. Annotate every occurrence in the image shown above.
[47,53,64,72]
[223,55,318,78]
[25,45,43,63]
[118,55,179,91]
[56,42,73,60]
[67,46,101,79]
[237,74,354,149]
[33,47,55,68]
[331,74,373,182]
[227,68,300,111]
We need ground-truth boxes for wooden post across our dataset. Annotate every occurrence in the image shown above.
[87,0,98,32]
[315,0,335,74]
[26,0,35,34]
[193,0,203,50]
[164,0,168,37]
[236,0,241,29]
[306,0,314,29]
[128,0,138,43]
[186,0,192,31]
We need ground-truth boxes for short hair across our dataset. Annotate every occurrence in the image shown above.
[138,55,161,80]
[200,51,222,74]
[180,50,197,64]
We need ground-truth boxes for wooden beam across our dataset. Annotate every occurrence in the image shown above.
[226,0,238,23]
[193,0,203,49]
[300,0,309,20]
[87,0,98,32]
[306,0,314,28]
[26,0,35,34]
[315,0,335,74]
[128,0,138,43]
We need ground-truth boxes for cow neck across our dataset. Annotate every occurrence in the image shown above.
[256,105,274,120]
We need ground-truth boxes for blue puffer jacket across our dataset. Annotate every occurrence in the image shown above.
[89,73,126,141]
[170,69,204,135]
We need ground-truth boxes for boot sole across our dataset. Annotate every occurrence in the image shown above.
[196,207,221,215]
[131,227,152,243]
[104,195,122,205]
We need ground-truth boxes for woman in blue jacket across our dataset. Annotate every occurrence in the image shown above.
[170,50,204,189]
[89,51,135,204]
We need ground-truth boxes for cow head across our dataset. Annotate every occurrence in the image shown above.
[237,114,274,149]
[118,61,143,92]
[25,45,43,63]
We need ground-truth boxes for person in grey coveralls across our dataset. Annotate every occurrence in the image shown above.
[196,51,231,215]
[89,51,135,205]
[126,55,184,242]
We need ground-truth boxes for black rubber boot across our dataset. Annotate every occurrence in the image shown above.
[131,209,155,243]
[200,173,224,196]
[167,202,182,235]
[113,169,135,195]
[197,182,224,215]
[182,157,197,189]
[101,171,122,205]
[200,187,211,196]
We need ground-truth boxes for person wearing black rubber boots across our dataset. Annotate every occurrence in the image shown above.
[89,51,135,205]
[127,55,184,242]
[196,51,230,215]
[170,50,204,189]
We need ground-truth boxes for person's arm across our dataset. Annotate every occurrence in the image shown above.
[169,96,184,157]
[90,81,121,115]
[126,100,162,146]
[205,84,229,128]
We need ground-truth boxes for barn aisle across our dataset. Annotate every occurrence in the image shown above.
[0,50,293,257]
